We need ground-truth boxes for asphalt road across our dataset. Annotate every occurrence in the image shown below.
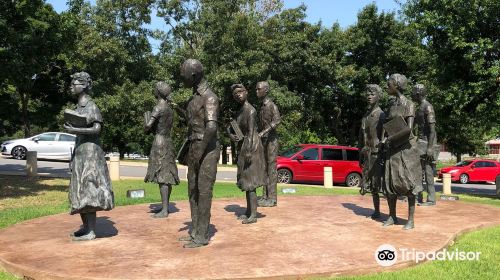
[0,157,497,196]
[0,156,237,182]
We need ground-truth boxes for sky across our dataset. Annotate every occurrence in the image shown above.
[46,0,402,51]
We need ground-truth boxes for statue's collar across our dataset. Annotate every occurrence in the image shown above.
[262,96,271,105]
[78,94,91,107]
[195,80,209,96]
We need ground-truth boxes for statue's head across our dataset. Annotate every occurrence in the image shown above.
[366,84,382,105]
[387,73,407,96]
[411,83,426,103]
[231,83,247,104]
[155,81,171,100]
[180,59,204,88]
[256,81,269,99]
[70,72,92,96]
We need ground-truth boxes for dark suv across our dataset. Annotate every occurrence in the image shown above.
[276,144,362,187]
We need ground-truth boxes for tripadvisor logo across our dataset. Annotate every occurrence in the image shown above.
[375,244,481,266]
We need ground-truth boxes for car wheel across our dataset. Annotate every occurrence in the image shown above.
[277,169,292,184]
[11,146,27,160]
[459,174,469,184]
[345,172,361,188]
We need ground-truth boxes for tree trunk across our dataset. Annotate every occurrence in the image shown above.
[456,153,462,162]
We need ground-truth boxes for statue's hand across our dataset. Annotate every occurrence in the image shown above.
[64,123,76,134]
[426,147,434,161]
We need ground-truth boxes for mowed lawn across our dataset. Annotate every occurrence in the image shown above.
[0,175,499,280]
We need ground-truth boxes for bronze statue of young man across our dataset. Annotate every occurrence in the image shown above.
[178,59,220,248]
[359,84,385,219]
[256,81,281,207]
[411,84,437,206]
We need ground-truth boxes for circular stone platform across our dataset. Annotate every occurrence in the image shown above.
[1,195,500,280]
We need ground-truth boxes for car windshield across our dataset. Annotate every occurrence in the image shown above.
[279,146,303,158]
[455,161,472,167]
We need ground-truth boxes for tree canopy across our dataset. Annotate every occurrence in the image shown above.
[1,0,498,161]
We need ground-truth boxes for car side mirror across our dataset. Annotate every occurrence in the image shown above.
[295,154,304,161]
[32,137,39,142]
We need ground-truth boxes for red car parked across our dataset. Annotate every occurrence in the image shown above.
[277,144,362,187]
[438,159,500,184]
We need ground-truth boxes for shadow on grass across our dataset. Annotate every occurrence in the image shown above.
[0,175,67,199]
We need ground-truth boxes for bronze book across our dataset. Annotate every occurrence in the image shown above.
[144,111,151,126]
[383,116,411,148]
[230,119,244,140]
[176,139,190,166]
[64,109,87,128]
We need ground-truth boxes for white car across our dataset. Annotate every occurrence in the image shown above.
[1,132,76,160]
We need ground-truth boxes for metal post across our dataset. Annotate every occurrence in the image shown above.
[26,151,37,178]
[324,166,333,189]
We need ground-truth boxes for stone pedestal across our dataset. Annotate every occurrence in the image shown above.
[26,151,37,178]
[324,166,333,188]
[109,156,120,181]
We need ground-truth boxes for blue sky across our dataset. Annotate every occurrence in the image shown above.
[46,0,402,51]
[47,0,402,28]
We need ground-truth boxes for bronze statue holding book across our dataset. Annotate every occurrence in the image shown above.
[380,74,422,230]
[63,72,114,241]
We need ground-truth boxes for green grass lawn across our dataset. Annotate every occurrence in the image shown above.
[0,175,499,280]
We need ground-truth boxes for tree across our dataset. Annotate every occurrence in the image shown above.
[402,0,500,161]
[0,0,65,137]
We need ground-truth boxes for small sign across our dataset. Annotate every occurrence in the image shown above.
[440,194,459,201]
[282,188,296,194]
[127,189,145,198]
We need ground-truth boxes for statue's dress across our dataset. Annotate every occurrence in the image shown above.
[235,103,267,191]
[383,95,423,196]
[144,102,180,185]
[69,98,114,214]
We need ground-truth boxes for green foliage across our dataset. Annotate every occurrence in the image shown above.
[1,0,497,160]
[402,0,500,159]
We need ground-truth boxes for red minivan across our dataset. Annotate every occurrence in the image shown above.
[277,144,362,187]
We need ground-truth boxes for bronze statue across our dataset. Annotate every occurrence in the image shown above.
[227,84,267,224]
[144,82,180,218]
[177,59,220,248]
[256,81,281,207]
[411,84,437,206]
[359,84,385,219]
[381,74,422,230]
[63,72,114,241]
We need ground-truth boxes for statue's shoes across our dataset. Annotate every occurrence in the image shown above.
[183,241,207,248]
[403,222,415,230]
[178,235,193,242]
[152,210,169,218]
[237,214,249,220]
[242,217,257,224]
[70,227,87,237]
[418,201,436,206]
[382,217,398,226]
[72,231,96,241]
[370,212,381,219]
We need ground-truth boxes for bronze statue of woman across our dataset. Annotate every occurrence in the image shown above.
[381,74,423,230]
[144,82,180,218]
[227,84,267,224]
[63,72,114,241]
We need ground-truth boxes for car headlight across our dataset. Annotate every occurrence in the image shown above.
[1,141,12,146]
[448,169,459,174]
